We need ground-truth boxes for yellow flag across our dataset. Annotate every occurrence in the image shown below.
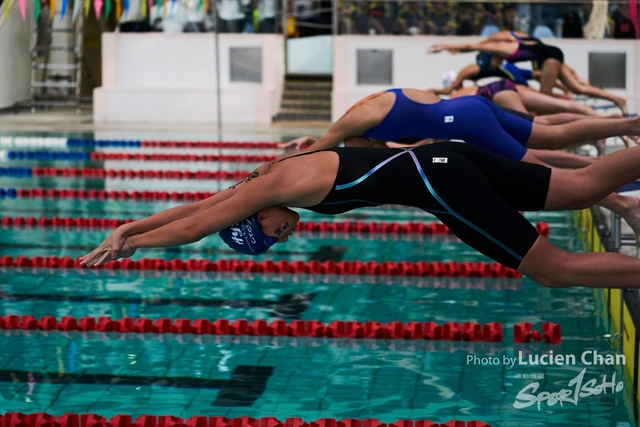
[49,0,56,19]
[140,0,146,18]
[84,0,90,17]
[114,0,120,19]
[4,0,10,20]
[202,0,207,14]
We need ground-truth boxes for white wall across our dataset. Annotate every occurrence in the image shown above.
[94,33,640,126]
[94,33,285,125]
[0,1,31,109]
[287,35,333,75]
[332,35,640,121]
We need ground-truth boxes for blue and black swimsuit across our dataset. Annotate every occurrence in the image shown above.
[296,144,551,269]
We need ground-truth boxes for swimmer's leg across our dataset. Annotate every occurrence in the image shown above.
[526,116,640,150]
[559,64,628,114]
[538,58,562,95]
[492,90,528,113]
[519,87,597,116]
[545,144,640,210]
[517,235,640,288]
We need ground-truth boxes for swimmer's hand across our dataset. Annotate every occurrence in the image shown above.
[428,45,461,54]
[79,231,136,267]
[278,136,317,150]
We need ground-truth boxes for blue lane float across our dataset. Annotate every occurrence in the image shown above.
[7,151,91,161]
[67,139,142,148]
[0,167,32,177]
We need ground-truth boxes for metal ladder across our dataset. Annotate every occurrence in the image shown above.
[30,1,83,112]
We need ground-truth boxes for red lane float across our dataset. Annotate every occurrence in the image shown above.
[1,414,491,427]
[0,256,522,278]
[0,216,550,237]
[0,315,503,341]
[513,322,561,344]
[141,140,282,149]
[88,152,275,162]
[5,188,217,201]
[31,167,251,181]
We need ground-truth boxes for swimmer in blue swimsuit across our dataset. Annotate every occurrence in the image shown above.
[294,88,638,161]
[429,31,628,113]
[82,140,640,289]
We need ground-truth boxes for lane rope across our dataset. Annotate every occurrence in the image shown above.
[0,314,504,342]
[1,413,492,427]
[0,256,522,278]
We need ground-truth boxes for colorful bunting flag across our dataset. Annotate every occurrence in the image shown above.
[49,0,55,19]
[140,0,145,19]
[72,0,81,21]
[4,0,10,21]
[114,0,120,19]
[93,0,101,18]
[34,0,40,21]
[18,0,27,20]
[60,0,68,18]
[103,0,110,21]
[84,0,89,17]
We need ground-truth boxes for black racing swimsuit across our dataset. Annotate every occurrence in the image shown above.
[288,143,551,269]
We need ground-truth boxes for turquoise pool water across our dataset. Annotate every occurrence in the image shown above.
[0,138,634,426]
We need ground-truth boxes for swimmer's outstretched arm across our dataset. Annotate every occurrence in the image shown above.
[80,162,285,267]
[279,136,318,150]
[429,42,483,54]
[428,64,480,95]
[302,103,381,152]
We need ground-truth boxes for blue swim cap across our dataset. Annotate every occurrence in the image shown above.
[219,214,278,255]
[476,52,492,71]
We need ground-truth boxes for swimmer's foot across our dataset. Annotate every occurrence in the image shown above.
[618,197,640,245]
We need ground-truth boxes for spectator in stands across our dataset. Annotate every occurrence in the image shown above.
[397,2,426,35]
[295,0,317,37]
[218,0,245,32]
[610,2,637,38]
[562,10,584,38]
[425,1,456,35]
[257,0,277,33]
[501,3,517,31]
[456,2,476,35]
[476,2,503,35]
[348,1,388,34]
[578,1,593,29]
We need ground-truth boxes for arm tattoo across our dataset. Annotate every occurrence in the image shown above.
[227,170,259,190]
[245,170,259,182]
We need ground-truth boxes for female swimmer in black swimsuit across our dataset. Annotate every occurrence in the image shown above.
[429,31,628,113]
[82,141,640,289]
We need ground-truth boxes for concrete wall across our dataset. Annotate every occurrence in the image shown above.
[94,33,285,125]
[0,1,32,109]
[332,35,640,121]
[94,33,640,126]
